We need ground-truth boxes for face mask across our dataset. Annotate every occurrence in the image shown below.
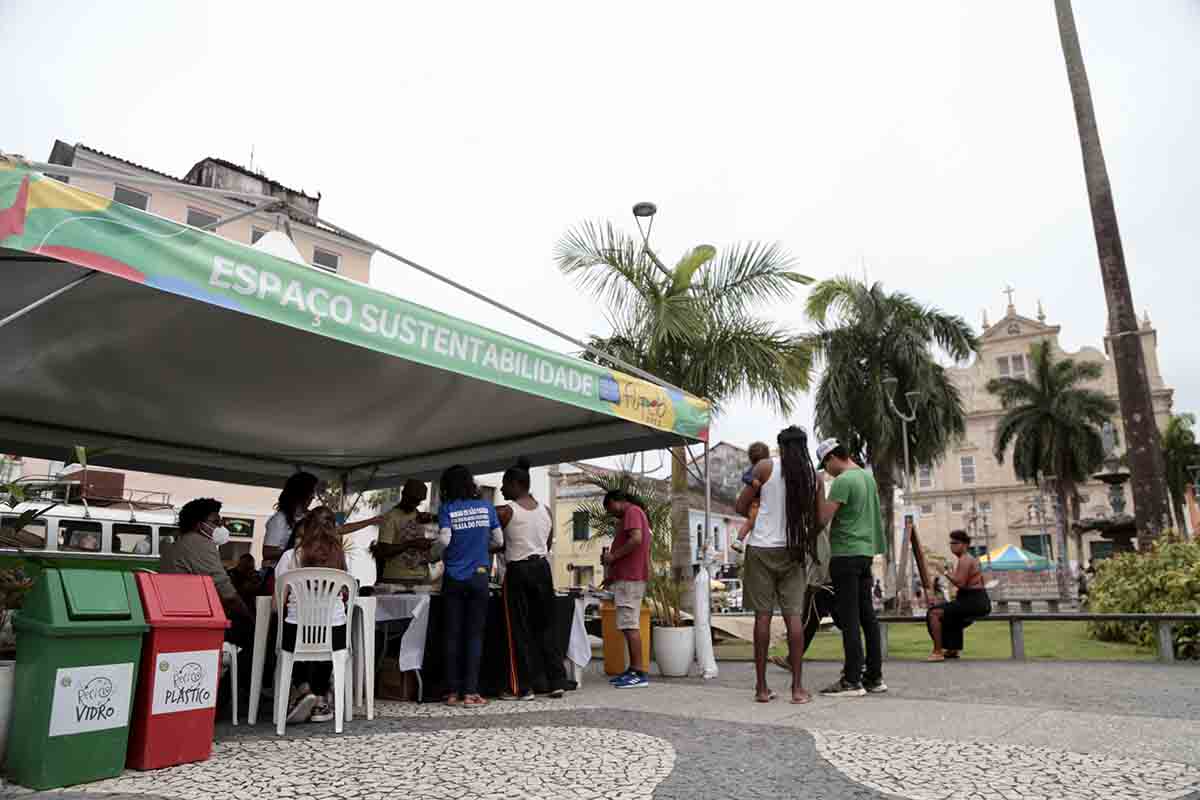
[201,522,232,546]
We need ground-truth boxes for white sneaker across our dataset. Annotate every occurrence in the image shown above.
[287,693,318,724]
[309,698,335,723]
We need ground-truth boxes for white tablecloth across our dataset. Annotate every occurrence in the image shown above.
[374,593,433,672]
[374,593,591,676]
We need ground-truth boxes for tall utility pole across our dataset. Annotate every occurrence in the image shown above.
[1054,0,1171,547]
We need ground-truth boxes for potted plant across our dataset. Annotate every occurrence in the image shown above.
[648,567,694,677]
[0,485,50,763]
[0,565,33,762]
[577,465,695,677]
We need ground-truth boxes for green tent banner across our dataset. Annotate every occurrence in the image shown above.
[0,161,709,441]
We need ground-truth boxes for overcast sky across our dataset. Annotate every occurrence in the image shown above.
[4,1,1198,470]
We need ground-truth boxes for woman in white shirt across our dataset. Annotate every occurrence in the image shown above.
[263,472,321,566]
[496,457,567,701]
[263,471,384,568]
[274,506,350,724]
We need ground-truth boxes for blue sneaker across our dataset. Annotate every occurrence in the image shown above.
[614,672,649,689]
[608,669,635,685]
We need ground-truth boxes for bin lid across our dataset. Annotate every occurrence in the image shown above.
[135,572,230,629]
[62,568,132,620]
[11,567,148,637]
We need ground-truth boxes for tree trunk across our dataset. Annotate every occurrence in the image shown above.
[669,447,693,603]
[1070,492,1084,569]
[1054,484,1071,600]
[1170,496,1186,539]
[1055,0,1171,549]
[875,468,898,608]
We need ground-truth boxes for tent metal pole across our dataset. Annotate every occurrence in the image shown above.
[14,160,283,204]
[282,202,691,396]
[200,199,284,231]
[0,273,96,331]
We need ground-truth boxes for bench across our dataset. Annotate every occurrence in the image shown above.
[875,613,1200,663]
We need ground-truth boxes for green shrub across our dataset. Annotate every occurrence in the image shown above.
[1087,536,1200,659]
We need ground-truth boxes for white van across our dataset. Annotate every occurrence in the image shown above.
[0,500,178,562]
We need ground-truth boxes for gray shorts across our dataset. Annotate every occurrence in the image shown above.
[743,546,807,615]
[610,580,646,629]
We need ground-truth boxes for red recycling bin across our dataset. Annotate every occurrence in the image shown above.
[127,572,230,770]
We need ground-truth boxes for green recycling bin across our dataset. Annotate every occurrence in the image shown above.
[7,567,148,790]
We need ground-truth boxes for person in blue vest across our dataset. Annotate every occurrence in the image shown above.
[437,465,503,707]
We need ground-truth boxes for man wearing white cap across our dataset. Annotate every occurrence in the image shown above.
[815,439,888,697]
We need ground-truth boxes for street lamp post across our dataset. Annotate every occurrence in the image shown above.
[883,377,920,609]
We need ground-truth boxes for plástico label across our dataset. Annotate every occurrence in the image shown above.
[150,649,220,715]
[48,662,135,737]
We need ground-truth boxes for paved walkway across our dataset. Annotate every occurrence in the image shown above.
[5,659,1198,800]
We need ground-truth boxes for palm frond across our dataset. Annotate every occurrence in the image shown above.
[805,275,872,325]
[701,241,812,313]
[679,313,812,415]
[671,245,717,295]
[554,220,659,315]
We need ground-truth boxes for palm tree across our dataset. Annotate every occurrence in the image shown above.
[806,277,978,600]
[987,341,1116,596]
[556,220,813,585]
[1161,414,1200,537]
[1055,0,1171,547]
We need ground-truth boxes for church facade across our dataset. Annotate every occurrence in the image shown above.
[907,296,1174,567]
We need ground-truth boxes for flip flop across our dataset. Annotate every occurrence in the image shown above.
[754,690,778,703]
[791,691,813,705]
[926,652,945,662]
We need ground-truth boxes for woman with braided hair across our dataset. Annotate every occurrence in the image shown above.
[735,425,822,705]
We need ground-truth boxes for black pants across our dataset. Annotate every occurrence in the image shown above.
[282,622,347,696]
[928,588,991,651]
[802,584,838,653]
[503,557,568,694]
[444,572,490,695]
[830,556,883,684]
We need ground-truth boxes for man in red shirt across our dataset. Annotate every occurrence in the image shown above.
[601,490,652,688]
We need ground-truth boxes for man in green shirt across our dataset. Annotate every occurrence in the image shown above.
[815,439,887,697]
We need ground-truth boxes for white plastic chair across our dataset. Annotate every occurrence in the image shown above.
[272,568,355,735]
[221,642,240,726]
[350,595,377,721]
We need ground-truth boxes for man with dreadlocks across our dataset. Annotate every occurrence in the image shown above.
[735,425,822,705]
[816,439,888,697]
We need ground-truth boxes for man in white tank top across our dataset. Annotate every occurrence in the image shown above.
[496,460,568,700]
[736,426,820,705]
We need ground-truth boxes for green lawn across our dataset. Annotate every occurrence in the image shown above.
[712,621,1156,662]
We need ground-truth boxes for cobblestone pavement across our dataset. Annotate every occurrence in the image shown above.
[684,659,1200,720]
[6,694,1199,800]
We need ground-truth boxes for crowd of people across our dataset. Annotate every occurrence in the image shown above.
[161,457,570,722]
[160,427,994,716]
[733,424,992,702]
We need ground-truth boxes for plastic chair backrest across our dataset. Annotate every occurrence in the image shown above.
[275,567,355,656]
